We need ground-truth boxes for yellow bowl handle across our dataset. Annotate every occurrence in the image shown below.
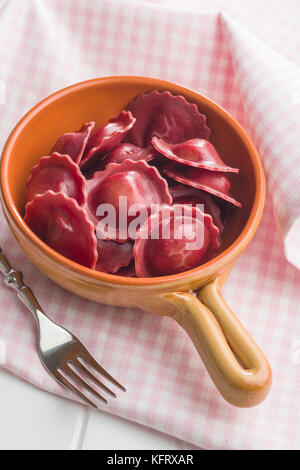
[164,277,272,407]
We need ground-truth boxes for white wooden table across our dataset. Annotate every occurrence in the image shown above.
[0,368,199,450]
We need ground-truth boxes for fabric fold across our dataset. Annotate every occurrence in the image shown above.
[221,13,300,269]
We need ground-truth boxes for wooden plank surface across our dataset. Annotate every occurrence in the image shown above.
[0,368,198,450]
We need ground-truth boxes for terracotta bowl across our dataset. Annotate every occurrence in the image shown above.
[0,76,272,407]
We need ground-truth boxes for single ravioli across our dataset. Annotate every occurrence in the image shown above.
[134,204,220,277]
[24,191,98,269]
[96,238,134,274]
[26,152,86,206]
[152,137,239,173]
[115,262,137,277]
[51,121,95,164]
[85,159,172,242]
[80,111,136,170]
[125,90,210,147]
[164,161,241,207]
[100,143,157,169]
[85,143,157,175]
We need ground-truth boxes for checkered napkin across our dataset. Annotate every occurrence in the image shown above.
[0,0,299,450]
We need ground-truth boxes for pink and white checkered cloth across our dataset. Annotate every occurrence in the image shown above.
[0,0,299,450]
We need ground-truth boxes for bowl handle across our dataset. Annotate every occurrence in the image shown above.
[164,276,272,407]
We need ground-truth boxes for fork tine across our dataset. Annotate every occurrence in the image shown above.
[73,358,117,398]
[79,352,126,392]
[65,363,108,404]
[55,369,98,409]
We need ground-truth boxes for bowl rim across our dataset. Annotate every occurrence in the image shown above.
[0,75,265,287]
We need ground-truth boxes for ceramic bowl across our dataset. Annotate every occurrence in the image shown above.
[0,76,272,407]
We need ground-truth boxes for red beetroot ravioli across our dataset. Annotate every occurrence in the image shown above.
[86,143,157,175]
[115,262,137,277]
[96,239,134,274]
[125,91,210,147]
[86,159,172,242]
[51,121,95,164]
[134,205,220,277]
[26,152,86,206]
[24,191,97,269]
[101,143,157,168]
[152,137,239,173]
[169,184,224,234]
[164,161,241,207]
[80,111,136,170]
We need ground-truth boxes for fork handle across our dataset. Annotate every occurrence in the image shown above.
[0,248,45,324]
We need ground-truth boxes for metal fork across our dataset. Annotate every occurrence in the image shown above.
[0,247,126,408]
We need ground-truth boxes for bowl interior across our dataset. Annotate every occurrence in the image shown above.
[2,76,258,265]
